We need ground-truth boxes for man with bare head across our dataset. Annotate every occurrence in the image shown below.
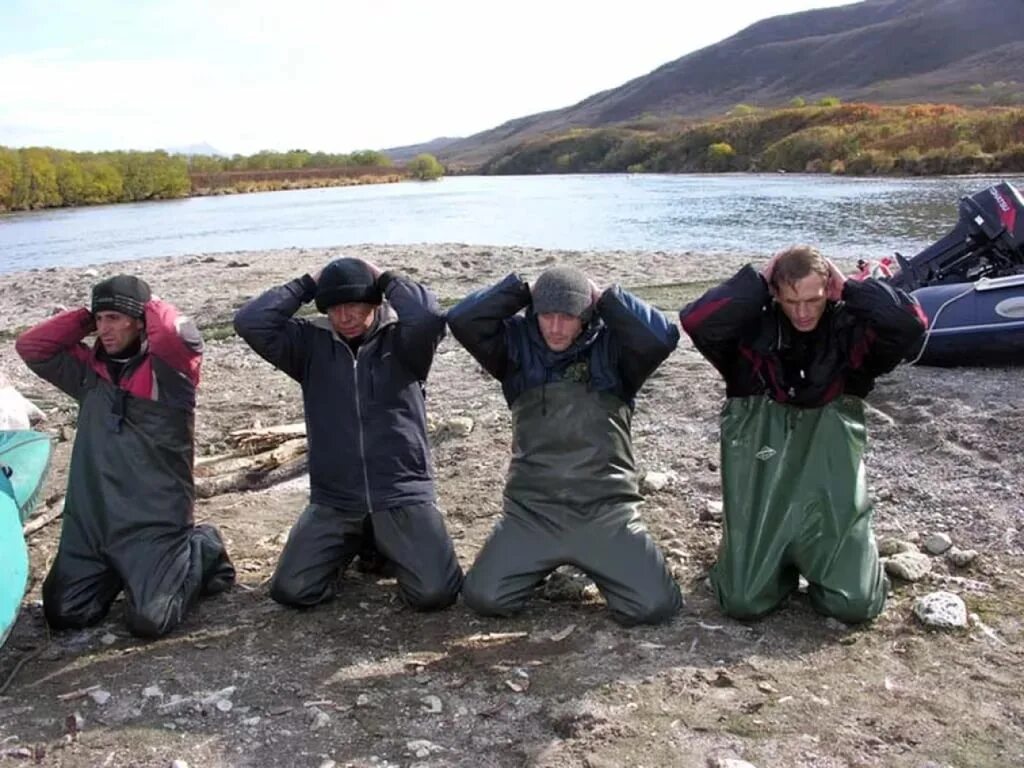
[680,246,926,623]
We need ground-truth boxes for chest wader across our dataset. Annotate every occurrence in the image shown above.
[462,382,681,626]
[711,395,886,623]
[42,374,234,638]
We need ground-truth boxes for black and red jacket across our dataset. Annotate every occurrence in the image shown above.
[679,265,927,407]
[15,301,201,412]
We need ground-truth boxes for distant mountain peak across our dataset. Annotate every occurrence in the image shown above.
[166,142,225,157]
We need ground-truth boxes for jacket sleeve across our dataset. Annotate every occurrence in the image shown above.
[842,277,928,376]
[15,308,95,401]
[446,273,531,381]
[598,286,680,395]
[144,299,203,386]
[678,265,770,377]
[379,272,446,381]
[233,275,316,382]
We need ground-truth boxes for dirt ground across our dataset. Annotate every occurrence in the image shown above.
[0,244,1022,768]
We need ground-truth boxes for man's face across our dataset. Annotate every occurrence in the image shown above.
[537,312,583,352]
[327,302,376,340]
[94,310,144,355]
[776,273,829,332]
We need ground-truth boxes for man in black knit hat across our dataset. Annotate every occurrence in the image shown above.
[447,266,682,625]
[16,274,235,638]
[235,257,462,611]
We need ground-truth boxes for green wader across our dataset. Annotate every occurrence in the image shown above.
[462,382,682,626]
[711,395,887,623]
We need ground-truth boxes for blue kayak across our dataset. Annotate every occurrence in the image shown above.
[1,430,52,648]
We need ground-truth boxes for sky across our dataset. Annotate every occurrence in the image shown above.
[0,0,859,156]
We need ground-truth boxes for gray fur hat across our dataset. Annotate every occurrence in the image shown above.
[531,266,591,319]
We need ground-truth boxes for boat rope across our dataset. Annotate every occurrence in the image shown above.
[909,284,976,366]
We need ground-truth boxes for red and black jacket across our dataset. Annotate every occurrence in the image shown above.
[679,265,927,407]
[15,301,201,412]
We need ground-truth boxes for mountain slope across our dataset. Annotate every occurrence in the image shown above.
[435,0,1024,167]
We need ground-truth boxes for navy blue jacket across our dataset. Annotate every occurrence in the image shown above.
[680,265,927,406]
[234,272,445,511]
[446,273,679,408]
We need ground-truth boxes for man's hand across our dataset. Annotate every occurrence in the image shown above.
[362,260,383,280]
[825,258,846,302]
[588,278,602,306]
[310,268,323,284]
[760,253,782,296]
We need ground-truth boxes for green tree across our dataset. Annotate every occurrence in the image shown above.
[706,141,736,171]
[817,96,841,107]
[789,96,806,107]
[0,148,23,211]
[407,153,444,180]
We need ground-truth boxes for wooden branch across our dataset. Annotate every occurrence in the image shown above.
[195,455,308,499]
[23,497,65,537]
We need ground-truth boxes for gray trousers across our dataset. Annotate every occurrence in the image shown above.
[463,498,682,626]
[269,501,463,611]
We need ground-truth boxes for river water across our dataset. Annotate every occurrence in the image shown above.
[2,173,1022,274]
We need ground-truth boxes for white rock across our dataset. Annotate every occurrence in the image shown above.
[641,471,671,493]
[420,694,443,713]
[142,685,163,698]
[708,758,758,768]
[355,693,371,707]
[89,689,111,706]
[319,761,337,768]
[947,547,978,567]
[308,706,331,730]
[170,762,189,768]
[444,416,474,437]
[701,499,723,521]
[406,740,442,758]
[242,716,261,727]
[923,533,953,555]
[913,591,968,629]
[83,268,100,277]
[885,551,932,582]
[99,633,118,646]
[877,537,916,557]
[215,699,233,713]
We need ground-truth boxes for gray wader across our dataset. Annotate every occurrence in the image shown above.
[463,382,681,625]
[270,501,463,611]
[711,395,887,623]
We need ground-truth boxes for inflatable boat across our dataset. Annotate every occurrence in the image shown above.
[1,430,52,648]
[890,181,1024,367]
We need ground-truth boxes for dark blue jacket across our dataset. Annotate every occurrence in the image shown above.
[234,272,445,511]
[446,273,679,408]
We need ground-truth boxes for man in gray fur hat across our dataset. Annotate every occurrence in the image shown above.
[447,265,682,625]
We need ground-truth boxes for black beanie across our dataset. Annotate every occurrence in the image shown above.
[531,266,592,319]
[91,275,151,319]
[315,258,382,312]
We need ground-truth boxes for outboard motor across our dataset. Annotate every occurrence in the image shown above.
[889,181,1024,292]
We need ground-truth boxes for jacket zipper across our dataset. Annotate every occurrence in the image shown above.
[345,342,374,515]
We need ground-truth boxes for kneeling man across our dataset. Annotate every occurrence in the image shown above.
[680,246,926,623]
[448,266,682,626]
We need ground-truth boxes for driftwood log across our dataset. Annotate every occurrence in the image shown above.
[194,423,308,498]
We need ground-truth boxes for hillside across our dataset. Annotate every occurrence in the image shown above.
[423,0,1024,168]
